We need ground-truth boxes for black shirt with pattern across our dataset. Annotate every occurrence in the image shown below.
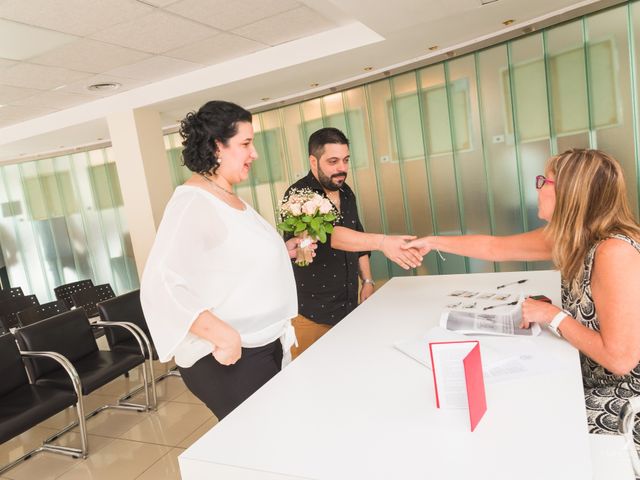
[283,171,369,326]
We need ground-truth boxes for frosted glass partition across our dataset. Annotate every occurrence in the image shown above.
[0,148,138,301]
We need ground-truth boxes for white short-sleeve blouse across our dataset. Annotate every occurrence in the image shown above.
[140,186,298,368]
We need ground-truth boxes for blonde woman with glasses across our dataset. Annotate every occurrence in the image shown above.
[404,149,640,446]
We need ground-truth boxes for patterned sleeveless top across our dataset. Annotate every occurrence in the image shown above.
[561,234,640,390]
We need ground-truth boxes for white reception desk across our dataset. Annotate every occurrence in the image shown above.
[180,270,593,479]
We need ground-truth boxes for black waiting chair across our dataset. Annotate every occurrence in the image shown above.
[95,283,115,302]
[97,289,174,409]
[0,295,39,331]
[0,287,24,301]
[70,284,116,318]
[70,288,100,318]
[14,309,152,445]
[54,279,94,310]
[17,300,69,327]
[0,333,88,475]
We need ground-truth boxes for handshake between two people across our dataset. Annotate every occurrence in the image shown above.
[284,229,425,270]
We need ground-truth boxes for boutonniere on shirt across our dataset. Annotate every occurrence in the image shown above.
[278,188,341,266]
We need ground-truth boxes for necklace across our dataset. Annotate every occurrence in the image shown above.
[199,173,235,195]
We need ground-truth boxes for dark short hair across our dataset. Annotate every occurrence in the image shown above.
[308,127,349,160]
[179,100,252,174]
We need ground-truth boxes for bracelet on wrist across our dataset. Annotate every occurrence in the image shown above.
[548,310,568,338]
[362,278,375,286]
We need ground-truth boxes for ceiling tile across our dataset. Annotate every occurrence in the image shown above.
[165,32,266,65]
[90,11,218,54]
[30,39,151,74]
[105,56,203,81]
[0,58,16,69]
[0,0,154,36]
[58,74,144,97]
[232,6,336,46]
[0,63,90,90]
[166,0,300,31]
[0,85,42,104]
[0,18,77,61]
[12,91,97,109]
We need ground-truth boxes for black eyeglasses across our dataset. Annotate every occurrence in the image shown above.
[535,175,555,190]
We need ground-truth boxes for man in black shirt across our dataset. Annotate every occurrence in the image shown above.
[283,128,421,359]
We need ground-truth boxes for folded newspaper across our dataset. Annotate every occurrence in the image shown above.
[440,294,541,337]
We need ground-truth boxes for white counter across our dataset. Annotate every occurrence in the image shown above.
[180,270,592,479]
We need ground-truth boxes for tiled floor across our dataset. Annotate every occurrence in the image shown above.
[0,361,217,480]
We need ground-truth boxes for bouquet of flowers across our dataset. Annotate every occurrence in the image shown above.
[277,187,340,266]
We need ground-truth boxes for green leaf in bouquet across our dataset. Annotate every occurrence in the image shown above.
[310,217,321,231]
[325,223,334,234]
[323,213,336,222]
[285,217,297,225]
[278,223,294,232]
[317,227,327,243]
[302,215,312,223]
[294,222,307,234]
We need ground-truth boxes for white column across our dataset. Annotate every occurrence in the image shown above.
[107,108,174,277]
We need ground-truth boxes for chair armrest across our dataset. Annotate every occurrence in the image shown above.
[92,321,152,360]
[19,350,83,399]
[618,396,640,475]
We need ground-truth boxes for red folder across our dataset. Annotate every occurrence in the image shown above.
[429,340,487,432]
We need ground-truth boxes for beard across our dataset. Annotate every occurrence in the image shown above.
[318,168,346,191]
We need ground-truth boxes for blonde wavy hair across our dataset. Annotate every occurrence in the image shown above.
[545,149,640,293]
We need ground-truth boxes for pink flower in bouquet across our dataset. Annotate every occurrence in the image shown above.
[289,202,302,216]
[302,200,317,216]
[319,198,333,215]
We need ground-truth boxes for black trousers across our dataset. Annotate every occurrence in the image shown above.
[178,340,283,420]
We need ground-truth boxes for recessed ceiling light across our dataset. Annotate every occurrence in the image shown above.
[310,83,319,87]
[428,46,438,51]
[363,66,373,71]
[86,82,121,92]
[502,19,515,26]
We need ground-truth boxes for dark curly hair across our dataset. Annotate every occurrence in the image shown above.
[179,100,252,174]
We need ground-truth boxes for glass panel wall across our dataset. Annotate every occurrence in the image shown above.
[0,148,138,301]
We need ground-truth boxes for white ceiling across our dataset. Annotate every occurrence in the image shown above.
[0,0,624,162]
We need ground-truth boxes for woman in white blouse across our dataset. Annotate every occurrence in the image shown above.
[141,101,307,419]
[141,100,423,420]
